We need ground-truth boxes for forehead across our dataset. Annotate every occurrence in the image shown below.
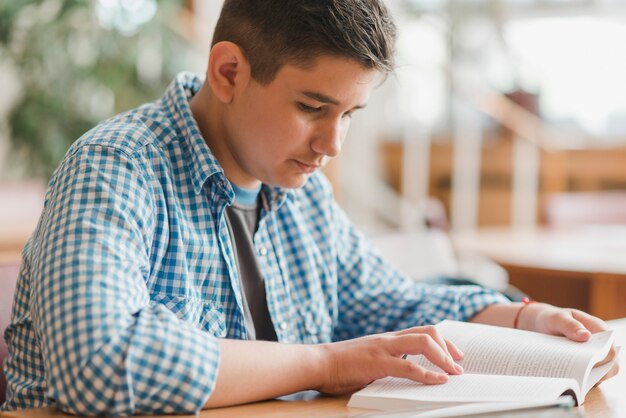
[272,55,381,103]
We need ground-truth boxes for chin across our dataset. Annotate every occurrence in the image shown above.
[271,174,311,189]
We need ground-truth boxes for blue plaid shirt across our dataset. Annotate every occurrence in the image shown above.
[2,72,508,415]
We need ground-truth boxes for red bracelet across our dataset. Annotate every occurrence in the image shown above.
[513,297,536,329]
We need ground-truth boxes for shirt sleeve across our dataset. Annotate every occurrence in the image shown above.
[330,200,510,341]
[28,143,219,416]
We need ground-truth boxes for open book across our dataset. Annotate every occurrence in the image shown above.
[348,320,615,416]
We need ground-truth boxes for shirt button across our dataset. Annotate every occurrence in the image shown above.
[258,246,268,256]
[279,321,288,331]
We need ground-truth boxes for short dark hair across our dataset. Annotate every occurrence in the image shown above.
[212,0,397,84]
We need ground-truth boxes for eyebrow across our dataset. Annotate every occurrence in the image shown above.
[301,91,367,110]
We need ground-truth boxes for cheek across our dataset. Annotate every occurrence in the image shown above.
[233,95,312,155]
[230,104,278,150]
[258,113,311,152]
[243,98,295,137]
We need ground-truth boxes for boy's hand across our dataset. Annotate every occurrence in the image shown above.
[316,325,464,395]
[518,303,600,340]
[518,303,620,384]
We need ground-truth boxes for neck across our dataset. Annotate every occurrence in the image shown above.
[189,83,261,189]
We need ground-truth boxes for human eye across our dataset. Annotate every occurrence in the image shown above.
[297,102,322,113]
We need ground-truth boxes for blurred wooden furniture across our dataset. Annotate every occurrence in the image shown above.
[543,191,626,227]
[3,318,625,417]
[0,182,45,263]
[382,139,626,227]
[454,227,626,320]
[0,261,20,405]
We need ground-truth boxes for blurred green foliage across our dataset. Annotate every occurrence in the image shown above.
[0,0,190,178]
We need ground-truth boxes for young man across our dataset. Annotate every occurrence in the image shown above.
[2,0,617,415]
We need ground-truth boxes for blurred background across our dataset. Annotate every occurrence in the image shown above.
[2,0,626,320]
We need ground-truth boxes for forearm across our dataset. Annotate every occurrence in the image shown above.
[469,302,523,328]
[205,324,473,409]
[204,339,325,408]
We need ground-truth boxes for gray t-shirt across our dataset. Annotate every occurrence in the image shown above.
[224,184,278,341]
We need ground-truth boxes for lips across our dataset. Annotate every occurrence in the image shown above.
[294,160,321,173]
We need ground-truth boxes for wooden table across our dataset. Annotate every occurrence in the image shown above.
[453,227,626,320]
[3,319,625,418]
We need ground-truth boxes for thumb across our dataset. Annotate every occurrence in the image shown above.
[559,315,591,342]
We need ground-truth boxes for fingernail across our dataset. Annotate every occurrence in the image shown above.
[454,363,464,374]
[576,329,590,337]
[436,374,448,382]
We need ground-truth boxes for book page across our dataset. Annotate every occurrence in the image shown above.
[408,321,613,386]
[581,346,620,396]
[353,374,578,404]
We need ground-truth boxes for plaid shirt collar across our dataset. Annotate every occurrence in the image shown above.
[164,71,292,210]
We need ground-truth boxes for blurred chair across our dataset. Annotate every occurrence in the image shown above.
[371,196,510,293]
[0,261,20,406]
[0,181,42,405]
[0,181,45,262]
[543,191,626,227]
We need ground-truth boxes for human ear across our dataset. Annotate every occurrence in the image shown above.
[207,41,250,104]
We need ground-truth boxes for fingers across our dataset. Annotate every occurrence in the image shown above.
[594,362,620,386]
[318,328,464,395]
[536,306,610,342]
[564,319,591,342]
[594,344,618,368]
[545,309,591,342]
[571,309,608,334]
[445,339,464,361]
[396,326,464,361]
[529,306,618,383]
[555,308,612,342]
[392,333,463,377]
[387,356,449,385]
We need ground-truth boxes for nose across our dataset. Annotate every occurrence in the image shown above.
[311,119,345,158]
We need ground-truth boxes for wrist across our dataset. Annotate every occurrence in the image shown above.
[312,343,333,391]
[516,300,545,331]
[513,298,535,329]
